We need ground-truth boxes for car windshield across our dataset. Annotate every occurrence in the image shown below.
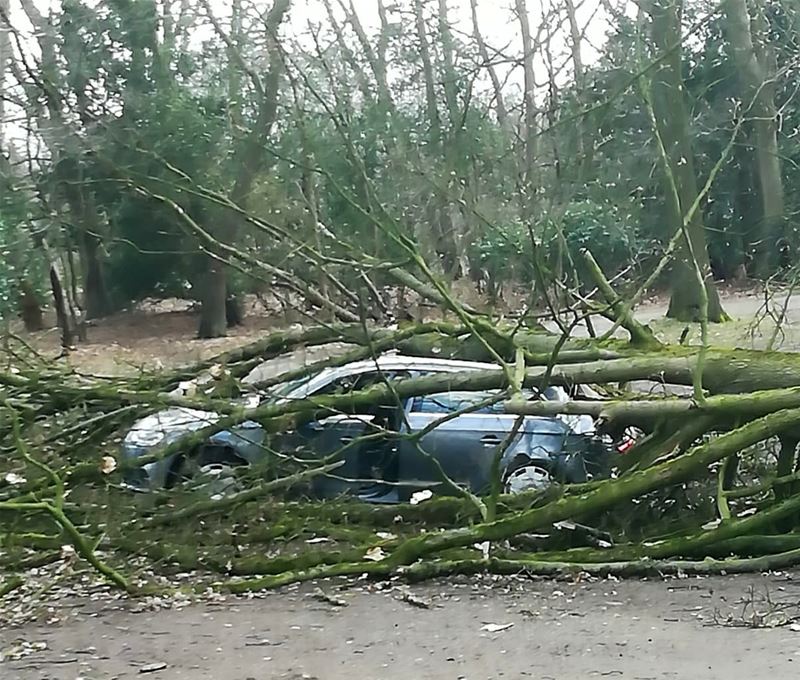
[263,374,315,400]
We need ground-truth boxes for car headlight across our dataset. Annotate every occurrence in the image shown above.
[123,408,220,449]
[124,428,167,448]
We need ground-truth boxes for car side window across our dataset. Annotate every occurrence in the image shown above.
[411,391,503,415]
[411,388,546,415]
[313,370,411,397]
[309,370,412,424]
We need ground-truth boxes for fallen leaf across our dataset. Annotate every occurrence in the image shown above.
[4,472,26,485]
[481,622,514,633]
[311,588,347,607]
[99,456,117,474]
[364,546,387,562]
[474,541,490,559]
[396,590,431,609]
[410,489,433,505]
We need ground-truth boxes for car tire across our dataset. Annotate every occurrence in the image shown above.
[170,447,246,497]
[503,459,554,494]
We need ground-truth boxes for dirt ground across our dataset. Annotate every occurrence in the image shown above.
[3,573,800,679]
[13,286,800,377]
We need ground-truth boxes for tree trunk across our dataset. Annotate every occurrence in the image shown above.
[437,0,459,132]
[374,0,394,113]
[436,0,473,280]
[225,294,244,327]
[58,160,113,319]
[723,0,784,277]
[514,0,539,214]
[18,281,44,332]
[338,0,394,112]
[0,0,10,149]
[79,228,112,319]
[564,0,594,180]
[197,257,228,338]
[413,0,440,146]
[196,0,291,338]
[49,262,74,350]
[411,0,447,271]
[649,0,726,322]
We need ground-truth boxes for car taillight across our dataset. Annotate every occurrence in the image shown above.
[617,439,635,454]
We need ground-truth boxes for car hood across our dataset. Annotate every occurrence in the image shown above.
[123,407,221,449]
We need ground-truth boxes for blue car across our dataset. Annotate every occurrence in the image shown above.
[121,355,614,502]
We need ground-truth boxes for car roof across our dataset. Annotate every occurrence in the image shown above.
[283,353,501,399]
[325,354,500,374]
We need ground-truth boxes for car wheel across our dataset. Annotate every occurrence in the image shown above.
[172,448,245,498]
[503,460,553,494]
[190,462,241,498]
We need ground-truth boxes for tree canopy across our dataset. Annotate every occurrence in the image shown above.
[0,0,798,335]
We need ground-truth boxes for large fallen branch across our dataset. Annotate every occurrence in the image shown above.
[385,407,800,566]
[7,304,800,596]
[505,386,800,424]
[224,549,800,593]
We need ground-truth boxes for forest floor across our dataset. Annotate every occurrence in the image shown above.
[4,285,800,679]
[12,284,800,377]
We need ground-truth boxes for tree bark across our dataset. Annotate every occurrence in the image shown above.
[436,0,472,279]
[413,0,440,146]
[322,0,372,101]
[374,0,394,113]
[18,281,44,332]
[515,0,539,208]
[197,259,228,338]
[78,226,112,319]
[649,0,726,322]
[723,0,784,277]
[437,0,459,133]
[337,0,393,111]
[564,0,594,180]
[48,260,74,350]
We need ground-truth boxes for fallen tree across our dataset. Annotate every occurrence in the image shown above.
[3,284,800,597]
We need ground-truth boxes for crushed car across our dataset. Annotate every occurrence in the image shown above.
[121,354,631,502]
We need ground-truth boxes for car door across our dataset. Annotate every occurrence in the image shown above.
[396,391,569,496]
[274,369,409,497]
[394,392,509,495]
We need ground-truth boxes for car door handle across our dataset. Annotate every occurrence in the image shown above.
[480,435,502,446]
